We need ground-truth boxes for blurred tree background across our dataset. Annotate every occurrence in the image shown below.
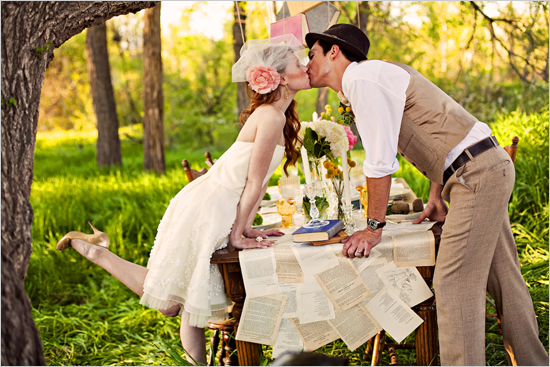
[38,1,548,152]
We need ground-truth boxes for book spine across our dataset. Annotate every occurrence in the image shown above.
[327,220,345,238]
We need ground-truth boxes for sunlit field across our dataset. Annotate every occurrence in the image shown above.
[27,110,548,365]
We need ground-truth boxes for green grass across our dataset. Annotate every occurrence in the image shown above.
[26,111,548,365]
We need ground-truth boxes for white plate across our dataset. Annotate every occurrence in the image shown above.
[253,213,282,230]
[386,211,422,223]
[261,187,283,207]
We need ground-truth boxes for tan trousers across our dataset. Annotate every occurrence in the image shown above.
[435,145,549,366]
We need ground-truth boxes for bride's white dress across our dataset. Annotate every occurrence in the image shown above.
[140,141,285,327]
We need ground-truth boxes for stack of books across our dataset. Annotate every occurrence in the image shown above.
[292,219,348,246]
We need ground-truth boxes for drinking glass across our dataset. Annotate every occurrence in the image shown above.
[277,198,296,228]
[350,166,366,210]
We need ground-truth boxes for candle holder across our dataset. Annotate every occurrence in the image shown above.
[341,204,357,233]
[303,183,329,228]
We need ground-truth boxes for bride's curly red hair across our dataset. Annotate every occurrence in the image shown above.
[239,85,302,176]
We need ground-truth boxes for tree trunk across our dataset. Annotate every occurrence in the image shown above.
[86,23,122,167]
[1,2,157,365]
[143,3,165,173]
[316,87,329,116]
[233,1,249,118]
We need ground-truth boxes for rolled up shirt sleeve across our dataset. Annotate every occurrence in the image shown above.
[343,62,410,178]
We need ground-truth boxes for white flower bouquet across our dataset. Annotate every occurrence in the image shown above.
[299,118,349,160]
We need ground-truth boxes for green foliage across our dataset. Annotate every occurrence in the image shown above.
[253,213,263,226]
[35,42,52,57]
[1,95,17,107]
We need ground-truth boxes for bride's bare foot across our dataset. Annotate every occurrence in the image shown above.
[70,239,107,262]
[159,304,181,317]
[231,237,275,249]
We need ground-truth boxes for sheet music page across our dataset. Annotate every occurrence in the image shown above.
[376,261,433,307]
[274,244,304,283]
[278,282,300,318]
[236,294,287,345]
[365,287,423,343]
[298,276,335,324]
[239,248,280,297]
[289,318,340,352]
[328,303,382,352]
[359,257,389,306]
[352,247,382,273]
[272,318,304,358]
[392,231,436,267]
[292,243,339,276]
[314,256,371,313]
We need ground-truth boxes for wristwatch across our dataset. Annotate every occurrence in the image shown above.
[366,217,386,231]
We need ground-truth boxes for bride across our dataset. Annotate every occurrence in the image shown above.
[55,35,311,365]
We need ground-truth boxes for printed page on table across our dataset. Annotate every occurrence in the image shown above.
[359,257,389,306]
[236,294,287,345]
[392,231,436,267]
[352,246,383,273]
[298,276,335,324]
[328,303,382,352]
[278,282,300,318]
[272,318,304,359]
[292,243,339,276]
[274,244,304,283]
[365,287,424,343]
[314,256,371,313]
[289,318,340,352]
[376,261,433,307]
[239,248,280,297]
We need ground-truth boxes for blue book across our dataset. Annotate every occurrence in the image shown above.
[292,219,345,242]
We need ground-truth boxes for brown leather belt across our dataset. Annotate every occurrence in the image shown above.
[443,136,499,185]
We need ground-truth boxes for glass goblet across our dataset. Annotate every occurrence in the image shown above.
[277,198,296,228]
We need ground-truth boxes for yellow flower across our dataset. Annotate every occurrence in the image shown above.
[327,168,334,176]
[325,173,331,179]
[325,104,331,110]
[350,161,357,168]
[346,106,351,113]
[347,157,352,164]
[323,161,330,169]
[338,107,344,114]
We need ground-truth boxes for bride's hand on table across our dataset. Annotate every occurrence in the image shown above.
[243,228,285,239]
[231,236,276,249]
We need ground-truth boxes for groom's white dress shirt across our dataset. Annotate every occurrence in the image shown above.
[341,61,492,179]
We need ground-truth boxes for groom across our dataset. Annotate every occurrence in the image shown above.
[304,24,548,366]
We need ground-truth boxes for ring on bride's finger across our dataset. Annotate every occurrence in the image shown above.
[256,236,264,242]
[355,250,364,255]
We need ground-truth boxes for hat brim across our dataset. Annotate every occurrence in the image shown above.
[305,32,367,61]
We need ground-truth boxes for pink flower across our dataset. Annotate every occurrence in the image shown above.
[343,126,358,150]
[246,65,281,94]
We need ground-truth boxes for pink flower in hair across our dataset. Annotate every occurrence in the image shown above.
[343,126,358,150]
[246,65,281,94]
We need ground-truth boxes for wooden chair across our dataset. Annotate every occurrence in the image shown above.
[207,318,238,366]
[182,152,214,183]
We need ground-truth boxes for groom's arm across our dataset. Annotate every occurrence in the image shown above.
[341,175,391,258]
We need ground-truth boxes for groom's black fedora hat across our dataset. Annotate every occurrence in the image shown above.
[305,24,369,61]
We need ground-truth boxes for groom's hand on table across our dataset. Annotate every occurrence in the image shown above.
[341,229,382,258]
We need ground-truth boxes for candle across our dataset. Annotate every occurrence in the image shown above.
[300,146,312,185]
[341,148,352,206]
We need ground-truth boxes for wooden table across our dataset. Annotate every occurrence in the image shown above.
[211,223,442,366]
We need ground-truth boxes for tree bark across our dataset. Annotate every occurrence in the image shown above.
[315,87,329,116]
[143,3,165,173]
[86,23,122,167]
[1,2,157,365]
[233,1,249,118]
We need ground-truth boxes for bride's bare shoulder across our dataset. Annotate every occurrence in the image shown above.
[249,105,285,125]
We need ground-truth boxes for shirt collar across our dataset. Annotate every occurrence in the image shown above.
[341,62,358,102]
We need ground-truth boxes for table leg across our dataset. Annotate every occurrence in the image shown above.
[218,262,261,366]
[415,266,439,366]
